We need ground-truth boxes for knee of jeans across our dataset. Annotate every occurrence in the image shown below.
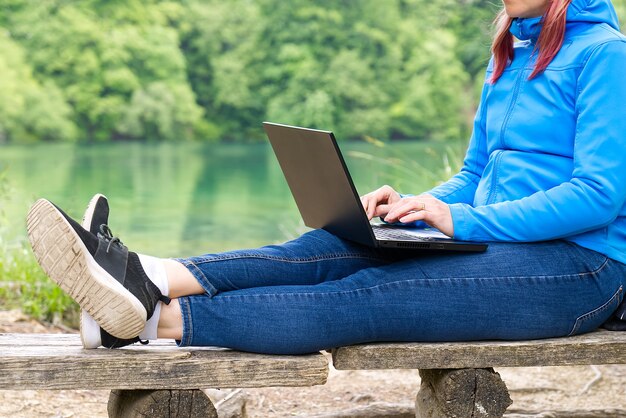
[568,285,623,336]
[303,228,340,243]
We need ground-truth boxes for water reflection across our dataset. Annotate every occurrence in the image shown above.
[0,140,463,257]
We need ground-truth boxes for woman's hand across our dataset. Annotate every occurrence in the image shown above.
[360,185,402,220]
[384,195,454,238]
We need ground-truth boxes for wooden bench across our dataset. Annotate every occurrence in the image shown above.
[0,333,328,417]
[333,329,626,417]
[1,330,625,417]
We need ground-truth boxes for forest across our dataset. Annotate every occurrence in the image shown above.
[1,0,625,143]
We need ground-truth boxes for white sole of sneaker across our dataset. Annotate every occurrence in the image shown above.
[80,194,107,349]
[27,198,147,340]
[80,310,102,349]
[81,193,106,235]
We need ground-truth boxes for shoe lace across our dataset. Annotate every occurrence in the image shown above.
[97,224,171,307]
[97,223,171,307]
[98,224,124,253]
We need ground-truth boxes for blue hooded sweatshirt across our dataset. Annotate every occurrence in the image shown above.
[424,0,626,264]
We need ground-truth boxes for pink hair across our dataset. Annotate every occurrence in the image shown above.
[490,0,572,83]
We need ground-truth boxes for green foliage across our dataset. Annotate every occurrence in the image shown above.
[0,243,79,327]
[237,0,472,140]
[0,33,77,143]
[5,1,203,142]
[1,0,625,142]
[0,172,78,326]
[614,0,626,23]
[449,0,501,82]
[118,82,204,140]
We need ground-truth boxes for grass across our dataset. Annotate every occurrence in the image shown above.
[347,136,466,192]
[0,170,79,328]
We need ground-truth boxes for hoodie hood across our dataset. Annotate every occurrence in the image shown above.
[510,0,620,41]
[567,0,620,30]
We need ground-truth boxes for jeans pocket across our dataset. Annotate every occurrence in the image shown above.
[568,285,624,336]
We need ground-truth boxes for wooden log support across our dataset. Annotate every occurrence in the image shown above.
[108,389,217,418]
[331,331,626,418]
[415,368,512,418]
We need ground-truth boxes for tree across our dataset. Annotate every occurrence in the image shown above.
[0,32,76,143]
[6,1,203,141]
[179,0,266,140]
[4,0,622,142]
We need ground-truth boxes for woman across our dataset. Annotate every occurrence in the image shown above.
[28,0,626,353]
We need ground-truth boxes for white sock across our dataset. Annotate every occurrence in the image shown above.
[137,254,169,340]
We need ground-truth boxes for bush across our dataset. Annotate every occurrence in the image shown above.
[0,172,79,327]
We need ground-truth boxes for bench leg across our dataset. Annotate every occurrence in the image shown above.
[107,389,217,418]
[415,368,512,418]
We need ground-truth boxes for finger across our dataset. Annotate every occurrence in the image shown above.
[398,211,427,224]
[364,187,386,202]
[363,195,372,217]
[360,192,375,201]
[373,204,392,218]
[367,191,389,219]
[403,199,429,213]
[381,187,400,205]
[371,189,386,202]
[362,197,372,219]
[385,200,423,222]
[376,186,394,201]
[365,196,378,219]
[384,202,404,222]
[367,186,401,220]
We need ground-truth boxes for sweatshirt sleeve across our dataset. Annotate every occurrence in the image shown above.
[422,81,489,205]
[450,41,626,242]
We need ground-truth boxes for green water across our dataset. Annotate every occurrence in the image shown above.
[0,140,464,257]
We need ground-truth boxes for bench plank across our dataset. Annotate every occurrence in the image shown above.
[332,330,626,370]
[0,333,211,347]
[0,333,328,390]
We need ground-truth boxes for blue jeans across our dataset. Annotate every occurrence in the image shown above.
[176,229,625,354]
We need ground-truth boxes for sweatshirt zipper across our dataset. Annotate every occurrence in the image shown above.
[498,56,530,149]
[485,150,504,205]
[486,53,532,205]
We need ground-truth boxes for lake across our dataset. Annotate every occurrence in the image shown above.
[0,140,465,257]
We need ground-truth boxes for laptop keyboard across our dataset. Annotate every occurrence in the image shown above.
[372,225,433,241]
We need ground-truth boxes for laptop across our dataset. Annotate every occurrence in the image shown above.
[263,122,487,252]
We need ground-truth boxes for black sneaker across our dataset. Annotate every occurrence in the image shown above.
[27,198,169,340]
[80,194,146,349]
